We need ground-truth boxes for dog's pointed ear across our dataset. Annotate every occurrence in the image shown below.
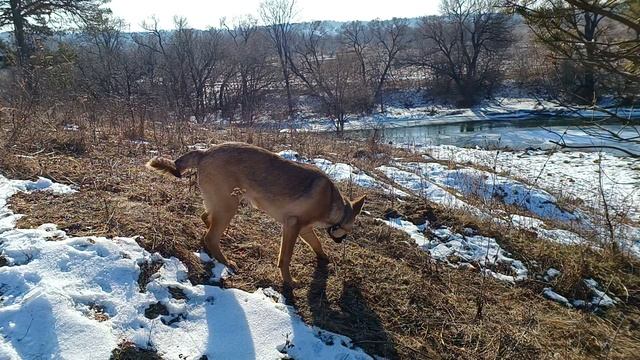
[351,195,366,216]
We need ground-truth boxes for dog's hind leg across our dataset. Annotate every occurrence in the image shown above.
[200,211,210,227]
[279,216,301,287]
[299,226,329,262]
[203,199,238,271]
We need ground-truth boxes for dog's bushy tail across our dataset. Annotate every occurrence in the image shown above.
[146,150,205,178]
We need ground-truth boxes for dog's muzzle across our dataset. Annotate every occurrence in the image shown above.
[327,224,347,243]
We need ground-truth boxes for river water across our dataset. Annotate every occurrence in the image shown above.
[351,117,640,156]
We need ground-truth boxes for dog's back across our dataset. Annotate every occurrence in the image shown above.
[199,142,330,198]
[199,143,340,224]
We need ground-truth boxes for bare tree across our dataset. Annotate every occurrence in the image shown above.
[222,16,276,124]
[74,14,171,138]
[341,20,370,86]
[172,18,223,122]
[259,0,297,117]
[369,18,409,111]
[133,18,186,119]
[291,21,362,132]
[340,18,409,112]
[76,15,131,98]
[132,17,224,123]
[412,0,513,106]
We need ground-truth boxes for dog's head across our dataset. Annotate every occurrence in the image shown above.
[327,195,366,243]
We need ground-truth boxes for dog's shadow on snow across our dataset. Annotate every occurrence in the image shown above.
[302,260,399,358]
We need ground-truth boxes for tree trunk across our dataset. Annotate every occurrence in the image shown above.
[9,0,28,67]
[281,58,294,117]
[581,12,598,103]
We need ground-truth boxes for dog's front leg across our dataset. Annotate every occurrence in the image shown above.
[279,216,301,288]
[299,226,330,262]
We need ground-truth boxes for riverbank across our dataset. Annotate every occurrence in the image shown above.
[286,96,640,133]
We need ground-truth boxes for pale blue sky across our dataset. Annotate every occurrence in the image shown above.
[108,0,441,30]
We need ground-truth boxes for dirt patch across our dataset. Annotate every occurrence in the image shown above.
[168,286,188,300]
[110,340,162,360]
[138,260,164,292]
[144,302,169,319]
[89,303,110,322]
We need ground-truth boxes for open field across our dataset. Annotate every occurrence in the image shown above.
[1,121,639,359]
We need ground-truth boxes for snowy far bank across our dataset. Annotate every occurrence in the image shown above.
[284,95,640,133]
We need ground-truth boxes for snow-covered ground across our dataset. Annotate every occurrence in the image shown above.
[423,145,640,223]
[380,145,639,255]
[378,212,616,310]
[376,163,588,246]
[0,175,371,360]
[376,165,469,209]
[378,212,616,311]
[394,161,583,223]
[380,217,528,284]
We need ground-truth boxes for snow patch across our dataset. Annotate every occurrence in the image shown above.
[424,145,640,223]
[377,165,470,209]
[0,175,371,360]
[63,124,80,131]
[379,217,527,283]
[397,161,582,224]
[543,278,617,311]
[583,278,617,308]
[543,288,571,307]
[377,165,586,246]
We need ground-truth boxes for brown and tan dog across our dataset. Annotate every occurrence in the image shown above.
[146,142,365,287]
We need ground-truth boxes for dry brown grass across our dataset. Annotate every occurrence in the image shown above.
[110,340,161,360]
[2,121,640,359]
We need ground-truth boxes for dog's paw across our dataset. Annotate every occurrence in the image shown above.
[225,260,239,274]
[283,278,300,289]
[316,255,331,265]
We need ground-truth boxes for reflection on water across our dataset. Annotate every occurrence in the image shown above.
[350,117,640,156]
[460,123,475,133]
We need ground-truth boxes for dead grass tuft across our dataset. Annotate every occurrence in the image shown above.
[144,302,169,319]
[110,340,162,360]
[89,303,110,322]
[138,260,164,292]
[168,286,188,300]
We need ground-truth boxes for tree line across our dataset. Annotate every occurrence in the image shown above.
[0,0,638,135]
